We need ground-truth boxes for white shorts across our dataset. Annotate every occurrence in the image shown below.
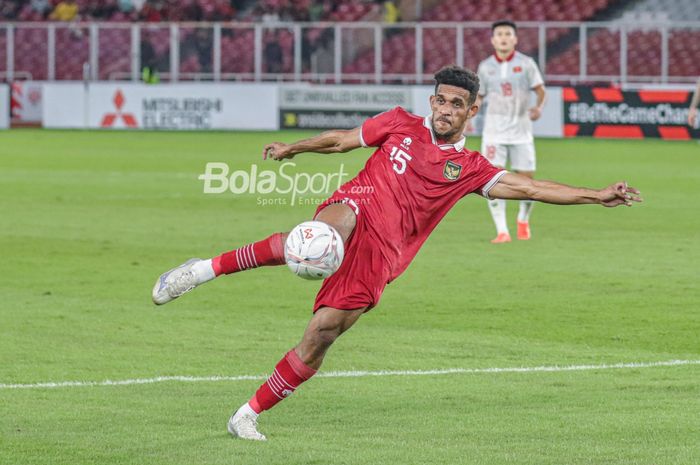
[481,141,536,171]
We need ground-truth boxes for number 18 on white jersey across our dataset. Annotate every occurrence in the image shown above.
[477,51,544,145]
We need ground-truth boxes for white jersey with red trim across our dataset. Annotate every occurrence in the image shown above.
[477,51,544,144]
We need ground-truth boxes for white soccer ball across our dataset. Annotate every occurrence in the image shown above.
[285,221,344,280]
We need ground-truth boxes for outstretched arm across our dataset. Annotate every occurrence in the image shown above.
[488,173,642,208]
[263,127,363,161]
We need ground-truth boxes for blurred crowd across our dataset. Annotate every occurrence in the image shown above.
[0,0,246,22]
[0,0,399,22]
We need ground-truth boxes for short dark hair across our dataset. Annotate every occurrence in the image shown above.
[491,20,517,34]
[433,65,480,105]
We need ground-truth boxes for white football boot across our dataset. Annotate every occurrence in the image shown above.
[152,258,211,305]
[227,405,267,441]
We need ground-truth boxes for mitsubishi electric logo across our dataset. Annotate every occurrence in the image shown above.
[101,90,138,128]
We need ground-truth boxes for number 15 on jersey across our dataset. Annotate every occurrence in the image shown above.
[389,146,412,174]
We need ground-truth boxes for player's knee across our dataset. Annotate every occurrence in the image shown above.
[315,203,356,243]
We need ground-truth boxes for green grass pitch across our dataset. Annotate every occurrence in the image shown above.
[1,129,699,465]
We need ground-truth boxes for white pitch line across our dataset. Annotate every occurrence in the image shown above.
[1,359,698,390]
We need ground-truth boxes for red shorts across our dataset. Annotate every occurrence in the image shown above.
[312,197,391,313]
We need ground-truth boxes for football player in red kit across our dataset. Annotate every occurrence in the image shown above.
[152,66,641,441]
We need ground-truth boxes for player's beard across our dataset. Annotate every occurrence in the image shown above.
[432,117,460,140]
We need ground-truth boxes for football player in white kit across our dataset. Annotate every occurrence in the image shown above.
[477,20,546,243]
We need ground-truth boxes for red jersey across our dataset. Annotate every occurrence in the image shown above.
[333,106,506,281]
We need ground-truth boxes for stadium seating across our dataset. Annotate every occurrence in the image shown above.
[545,0,700,79]
[221,29,255,75]
[423,0,610,22]
[2,0,700,82]
[668,31,700,77]
[617,0,700,22]
[343,0,614,82]
[0,30,6,77]
[1,0,376,80]
[326,2,375,21]
[98,27,132,80]
[219,27,296,76]
[14,28,49,80]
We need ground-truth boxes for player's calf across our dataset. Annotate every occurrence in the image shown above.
[517,199,534,240]
[228,307,363,440]
[295,306,364,368]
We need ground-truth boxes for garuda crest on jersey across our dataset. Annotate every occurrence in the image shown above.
[443,160,462,181]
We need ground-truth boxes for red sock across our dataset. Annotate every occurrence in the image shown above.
[211,233,285,276]
[248,349,317,413]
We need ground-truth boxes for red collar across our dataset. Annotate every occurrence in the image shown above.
[494,50,516,63]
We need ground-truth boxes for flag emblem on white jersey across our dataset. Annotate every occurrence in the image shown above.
[443,160,462,181]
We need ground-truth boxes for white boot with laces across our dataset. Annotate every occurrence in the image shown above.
[151,258,215,305]
[227,403,267,441]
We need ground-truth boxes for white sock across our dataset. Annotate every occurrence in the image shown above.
[518,200,534,223]
[487,199,509,235]
[237,402,259,419]
[192,259,216,284]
